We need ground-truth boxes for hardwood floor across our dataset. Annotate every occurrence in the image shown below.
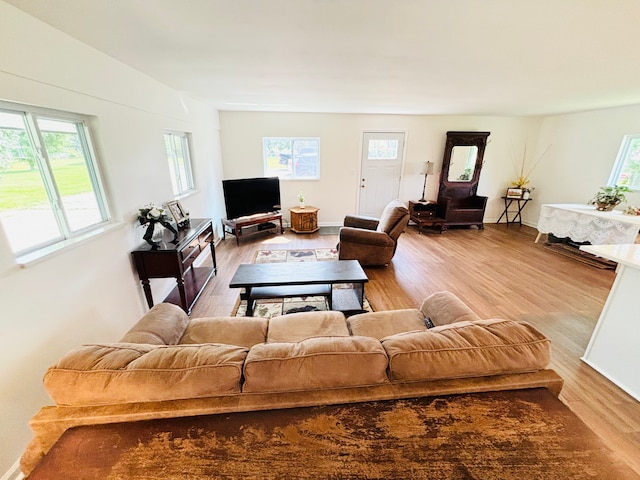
[192,223,640,475]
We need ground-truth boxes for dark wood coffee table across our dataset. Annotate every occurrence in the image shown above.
[229,260,368,316]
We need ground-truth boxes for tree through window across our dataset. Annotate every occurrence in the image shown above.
[0,104,109,256]
[609,134,640,190]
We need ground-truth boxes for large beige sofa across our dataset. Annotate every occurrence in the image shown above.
[21,291,562,475]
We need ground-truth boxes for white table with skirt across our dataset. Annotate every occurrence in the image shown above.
[535,203,640,244]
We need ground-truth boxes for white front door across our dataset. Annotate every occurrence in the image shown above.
[358,132,405,217]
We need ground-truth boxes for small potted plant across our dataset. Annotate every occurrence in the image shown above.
[590,185,631,211]
[297,192,305,208]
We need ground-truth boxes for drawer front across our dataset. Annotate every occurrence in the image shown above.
[180,238,201,270]
[198,228,213,246]
[413,210,435,219]
[180,225,213,270]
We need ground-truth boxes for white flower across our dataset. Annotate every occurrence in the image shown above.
[148,207,162,219]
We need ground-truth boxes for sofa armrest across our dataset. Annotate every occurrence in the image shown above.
[382,319,551,383]
[343,215,379,230]
[120,303,189,345]
[420,291,481,326]
[339,226,395,247]
[44,342,248,406]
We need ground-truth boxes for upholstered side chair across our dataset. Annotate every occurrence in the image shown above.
[338,199,410,266]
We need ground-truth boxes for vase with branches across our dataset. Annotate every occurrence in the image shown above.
[511,143,551,189]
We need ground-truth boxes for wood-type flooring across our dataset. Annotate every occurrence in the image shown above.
[192,223,640,476]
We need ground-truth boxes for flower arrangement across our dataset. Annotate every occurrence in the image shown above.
[137,203,178,246]
[590,185,631,211]
[137,203,172,225]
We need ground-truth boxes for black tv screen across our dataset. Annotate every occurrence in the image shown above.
[222,177,281,220]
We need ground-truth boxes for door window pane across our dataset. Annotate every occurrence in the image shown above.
[367,139,399,160]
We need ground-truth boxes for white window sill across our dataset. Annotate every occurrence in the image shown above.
[16,221,125,268]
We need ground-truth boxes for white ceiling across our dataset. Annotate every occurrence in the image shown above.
[7,0,640,116]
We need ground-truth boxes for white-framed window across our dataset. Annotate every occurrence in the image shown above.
[164,131,194,196]
[609,134,640,190]
[0,102,110,256]
[263,137,320,180]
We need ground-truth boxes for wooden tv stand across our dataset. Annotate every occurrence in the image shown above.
[221,212,283,245]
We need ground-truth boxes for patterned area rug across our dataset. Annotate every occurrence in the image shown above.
[27,388,638,479]
[233,248,372,318]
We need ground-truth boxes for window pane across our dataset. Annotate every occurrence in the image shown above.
[165,135,180,195]
[165,133,194,196]
[38,118,103,231]
[368,139,398,160]
[292,139,320,178]
[264,137,320,179]
[612,135,640,190]
[0,111,60,253]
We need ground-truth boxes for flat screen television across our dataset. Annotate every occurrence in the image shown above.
[222,177,281,220]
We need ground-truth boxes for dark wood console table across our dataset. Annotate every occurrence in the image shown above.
[221,212,283,245]
[132,218,217,314]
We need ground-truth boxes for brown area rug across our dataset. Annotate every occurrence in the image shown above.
[27,388,637,479]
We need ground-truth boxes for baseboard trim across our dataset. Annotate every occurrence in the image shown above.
[1,460,24,480]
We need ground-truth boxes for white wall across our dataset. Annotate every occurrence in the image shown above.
[220,109,640,229]
[526,104,640,224]
[0,2,225,473]
[219,111,544,224]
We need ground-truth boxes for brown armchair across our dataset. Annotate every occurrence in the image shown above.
[338,199,410,266]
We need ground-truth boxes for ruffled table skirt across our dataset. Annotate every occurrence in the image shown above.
[536,203,640,245]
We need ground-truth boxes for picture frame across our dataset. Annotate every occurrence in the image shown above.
[166,200,189,228]
[506,188,523,199]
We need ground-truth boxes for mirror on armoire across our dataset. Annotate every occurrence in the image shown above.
[437,131,490,228]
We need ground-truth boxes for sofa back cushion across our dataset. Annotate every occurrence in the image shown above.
[119,303,189,345]
[243,336,389,393]
[347,309,427,339]
[180,317,268,348]
[44,343,248,406]
[266,311,349,343]
[382,319,550,383]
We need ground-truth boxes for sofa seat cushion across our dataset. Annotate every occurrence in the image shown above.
[347,309,427,339]
[420,291,481,326]
[243,336,389,393]
[266,311,349,343]
[44,343,248,406]
[382,319,550,383]
[180,317,268,348]
[119,303,189,345]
